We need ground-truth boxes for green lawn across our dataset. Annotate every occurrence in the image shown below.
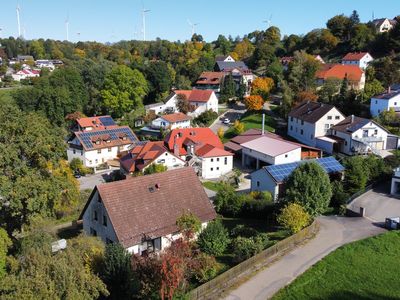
[273,231,400,300]
[222,111,275,143]
[202,181,224,192]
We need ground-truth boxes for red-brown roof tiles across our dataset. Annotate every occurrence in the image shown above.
[160,112,191,123]
[342,52,370,61]
[316,64,364,82]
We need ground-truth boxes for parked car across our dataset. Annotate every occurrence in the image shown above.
[223,118,230,124]
[74,172,81,179]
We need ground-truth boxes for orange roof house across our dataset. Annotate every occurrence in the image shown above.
[316,64,365,90]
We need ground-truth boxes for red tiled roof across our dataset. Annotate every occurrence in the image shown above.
[120,141,178,172]
[76,115,117,130]
[342,52,370,61]
[316,64,364,82]
[80,168,217,248]
[174,89,214,103]
[196,72,225,85]
[196,144,233,158]
[160,112,191,123]
[164,128,225,157]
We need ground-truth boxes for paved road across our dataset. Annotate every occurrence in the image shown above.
[77,171,113,190]
[224,216,386,300]
[210,103,247,134]
[348,182,400,223]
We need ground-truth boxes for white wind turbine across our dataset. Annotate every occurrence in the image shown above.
[16,4,21,38]
[141,7,150,41]
[187,19,199,37]
[263,14,273,28]
[65,15,70,41]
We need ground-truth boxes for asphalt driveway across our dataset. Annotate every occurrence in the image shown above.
[347,182,400,223]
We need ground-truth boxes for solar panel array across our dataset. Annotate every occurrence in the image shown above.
[266,156,344,183]
[99,116,116,126]
[78,127,138,149]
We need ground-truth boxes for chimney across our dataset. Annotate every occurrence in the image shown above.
[351,115,354,123]
[262,114,265,135]
[173,136,180,157]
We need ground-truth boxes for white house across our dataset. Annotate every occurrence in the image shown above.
[35,59,55,70]
[151,112,191,130]
[288,102,346,147]
[250,156,344,200]
[391,168,400,196]
[372,18,397,33]
[325,115,393,156]
[145,90,218,117]
[241,135,302,169]
[67,125,139,168]
[164,128,233,179]
[12,69,40,81]
[119,141,185,175]
[80,167,217,254]
[342,52,373,69]
[370,90,400,117]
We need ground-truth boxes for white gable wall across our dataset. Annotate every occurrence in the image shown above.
[370,94,400,117]
[201,155,233,179]
[250,169,279,201]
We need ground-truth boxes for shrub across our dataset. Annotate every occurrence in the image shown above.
[214,184,243,216]
[233,120,245,135]
[277,203,311,234]
[193,109,218,127]
[69,158,91,175]
[231,236,265,263]
[330,181,349,208]
[176,212,201,239]
[190,253,219,283]
[198,220,230,256]
[230,225,258,238]
[143,163,167,175]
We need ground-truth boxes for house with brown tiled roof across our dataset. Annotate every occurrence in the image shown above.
[151,112,191,130]
[119,141,185,175]
[80,167,217,254]
[145,89,218,116]
[288,101,346,148]
[316,64,365,90]
[372,18,397,33]
[341,52,373,69]
[164,128,233,179]
[67,117,139,169]
[194,71,225,93]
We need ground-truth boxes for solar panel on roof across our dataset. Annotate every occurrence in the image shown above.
[99,116,116,126]
[77,127,138,149]
[265,156,344,183]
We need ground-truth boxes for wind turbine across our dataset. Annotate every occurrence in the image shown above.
[187,19,199,37]
[263,14,273,28]
[16,4,21,38]
[141,7,150,41]
[65,15,70,41]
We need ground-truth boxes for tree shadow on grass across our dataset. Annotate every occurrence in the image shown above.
[308,291,400,300]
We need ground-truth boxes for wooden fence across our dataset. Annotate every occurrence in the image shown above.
[188,220,319,300]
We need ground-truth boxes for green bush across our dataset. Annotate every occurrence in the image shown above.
[214,184,243,216]
[277,203,311,234]
[198,220,230,256]
[230,224,259,238]
[231,235,265,263]
[330,181,349,208]
[69,158,91,175]
[193,110,218,127]
[191,253,219,283]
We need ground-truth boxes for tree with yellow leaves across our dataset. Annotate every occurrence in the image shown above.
[217,127,225,140]
[231,38,255,60]
[233,120,245,135]
[244,95,264,111]
[251,77,275,100]
[277,203,311,233]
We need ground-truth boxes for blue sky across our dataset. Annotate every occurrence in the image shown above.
[0,0,399,43]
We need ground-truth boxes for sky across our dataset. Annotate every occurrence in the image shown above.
[0,0,399,43]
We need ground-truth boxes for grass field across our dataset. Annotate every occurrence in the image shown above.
[202,181,224,192]
[273,231,400,300]
[223,111,275,142]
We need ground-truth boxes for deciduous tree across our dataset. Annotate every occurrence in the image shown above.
[277,203,311,233]
[244,95,264,111]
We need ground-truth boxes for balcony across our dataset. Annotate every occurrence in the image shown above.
[353,135,383,143]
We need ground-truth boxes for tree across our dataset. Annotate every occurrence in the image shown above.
[326,14,352,40]
[102,243,136,299]
[285,162,332,216]
[0,229,11,278]
[197,220,230,256]
[277,203,311,233]
[233,120,245,135]
[232,38,255,60]
[244,95,264,111]
[350,10,360,25]
[349,24,374,51]
[0,234,108,299]
[176,94,193,114]
[288,51,320,94]
[231,234,268,263]
[318,78,341,103]
[176,212,201,239]
[217,127,224,140]
[214,183,243,216]
[101,65,148,118]
[251,77,274,100]
[145,61,175,102]
[220,74,236,102]
[294,90,318,105]
[343,156,369,195]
